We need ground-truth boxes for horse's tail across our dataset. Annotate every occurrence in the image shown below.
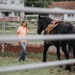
[67,41,73,53]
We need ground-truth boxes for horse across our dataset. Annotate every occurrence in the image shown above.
[37,15,75,71]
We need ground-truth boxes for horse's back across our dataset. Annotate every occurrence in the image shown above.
[55,22,74,34]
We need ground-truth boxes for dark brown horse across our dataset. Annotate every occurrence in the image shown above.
[37,15,75,71]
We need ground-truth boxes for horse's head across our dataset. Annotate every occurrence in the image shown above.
[37,15,53,34]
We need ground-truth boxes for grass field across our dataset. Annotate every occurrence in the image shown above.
[0,53,75,75]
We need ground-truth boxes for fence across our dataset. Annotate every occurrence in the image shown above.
[0,5,75,74]
[0,21,37,35]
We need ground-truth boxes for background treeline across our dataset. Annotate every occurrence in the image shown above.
[24,0,75,8]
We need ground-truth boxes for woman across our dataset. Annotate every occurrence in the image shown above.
[17,21,28,62]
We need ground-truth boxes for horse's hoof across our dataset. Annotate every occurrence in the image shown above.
[65,67,71,71]
[74,68,75,71]
[73,66,75,71]
[59,65,62,67]
[42,60,46,62]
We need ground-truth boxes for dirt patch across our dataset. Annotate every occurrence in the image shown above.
[0,43,44,53]
[0,43,73,58]
[26,44,44,53]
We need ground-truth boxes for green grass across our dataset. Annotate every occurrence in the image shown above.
[0,53,75,75]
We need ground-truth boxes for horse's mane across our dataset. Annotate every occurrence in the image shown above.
[38,15,53,21]
[38,15,53,28]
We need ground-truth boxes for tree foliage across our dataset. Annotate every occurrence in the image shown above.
[24,0,75,8]
[24,0,51,7]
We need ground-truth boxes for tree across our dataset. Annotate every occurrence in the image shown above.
[24,0,75,8]
[24,0,52,8]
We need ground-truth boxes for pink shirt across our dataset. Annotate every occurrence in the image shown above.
[17,26,28,42]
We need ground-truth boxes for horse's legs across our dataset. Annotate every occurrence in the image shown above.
[73,47,75,59]
[72,45,75,70]
[61,44,71,71]
[67,41,72,53]
[61,46,69,59]
[72,41,75,59]
[43,42,50,62]
[56,46,62,67]
[56,46,61,60]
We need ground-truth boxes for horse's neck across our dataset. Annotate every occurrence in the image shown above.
[44,25,49,30]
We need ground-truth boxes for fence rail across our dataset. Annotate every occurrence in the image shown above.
[0,59,75,74]
[0,21,37,35]
[0,4,75,74]
[0,5,75,14]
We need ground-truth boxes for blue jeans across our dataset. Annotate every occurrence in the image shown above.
[19,42,26,61]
